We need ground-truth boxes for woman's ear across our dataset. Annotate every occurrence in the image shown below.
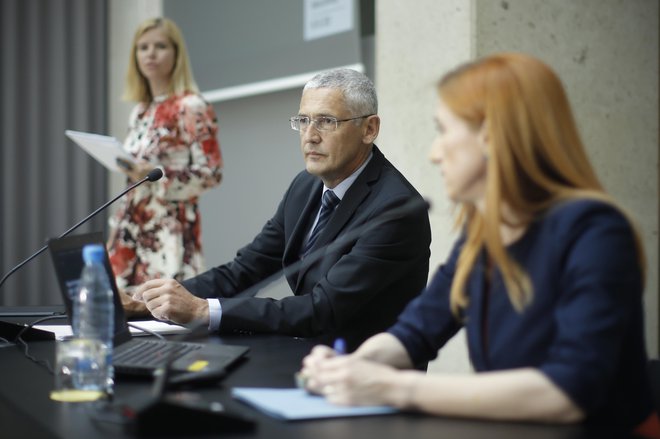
[477,121,489,157]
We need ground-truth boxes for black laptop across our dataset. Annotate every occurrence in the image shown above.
[47,232,249,377]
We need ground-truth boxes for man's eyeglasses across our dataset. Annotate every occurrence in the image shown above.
[289,115,374,132]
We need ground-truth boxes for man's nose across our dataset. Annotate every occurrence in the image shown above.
[302,124,321,143]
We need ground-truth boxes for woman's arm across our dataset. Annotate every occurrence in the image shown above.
[308,353,584,423]
[352,332,415,368]
[393,368,584,423]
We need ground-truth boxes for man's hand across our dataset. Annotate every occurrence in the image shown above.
[133,279,210,326]
[118,288,150,318]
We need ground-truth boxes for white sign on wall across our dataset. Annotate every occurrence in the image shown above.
[304,0,354,41]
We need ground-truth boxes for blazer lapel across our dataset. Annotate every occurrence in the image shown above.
[283,180,323,269]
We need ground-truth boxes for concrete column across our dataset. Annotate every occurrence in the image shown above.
[376,0,476,373]
[476,0,659,357]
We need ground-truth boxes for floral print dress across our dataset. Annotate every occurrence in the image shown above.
[107,93,223,291]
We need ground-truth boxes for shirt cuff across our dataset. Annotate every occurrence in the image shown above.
[207,298,222,332]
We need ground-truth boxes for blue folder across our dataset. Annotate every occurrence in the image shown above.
[232,388,398,421]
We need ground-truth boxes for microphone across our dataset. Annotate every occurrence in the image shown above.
[145,167,164,182]
[0,168,163,342]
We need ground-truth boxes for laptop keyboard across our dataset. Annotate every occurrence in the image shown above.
[115,339,203,368]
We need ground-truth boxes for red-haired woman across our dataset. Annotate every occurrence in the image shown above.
[300,53,659,437]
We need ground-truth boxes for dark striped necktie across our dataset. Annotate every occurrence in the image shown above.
[302,190,340,256]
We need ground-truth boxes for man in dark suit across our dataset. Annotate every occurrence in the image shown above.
[132,68,431,347]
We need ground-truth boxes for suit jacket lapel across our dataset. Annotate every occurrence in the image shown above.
[283,180,323,269]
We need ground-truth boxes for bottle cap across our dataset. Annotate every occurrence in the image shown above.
[82,244,105,264]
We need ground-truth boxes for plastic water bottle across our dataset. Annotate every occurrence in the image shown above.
[74,244,115,397]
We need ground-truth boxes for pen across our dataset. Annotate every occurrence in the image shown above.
[332,338,346,355]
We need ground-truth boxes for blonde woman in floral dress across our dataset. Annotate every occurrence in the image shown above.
[108,17,222,298]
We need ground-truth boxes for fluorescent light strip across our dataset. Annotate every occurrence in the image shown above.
[202,63,365,103]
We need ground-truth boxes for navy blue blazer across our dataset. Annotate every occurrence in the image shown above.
[389,199,655,431]
[183,146,431,347]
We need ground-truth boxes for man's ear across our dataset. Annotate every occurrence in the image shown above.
[362,115,380,144]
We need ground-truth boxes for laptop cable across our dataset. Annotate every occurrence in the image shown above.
[15,313,68,374]
[126,322,166,340]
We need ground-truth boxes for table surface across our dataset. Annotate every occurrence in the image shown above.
[0,310,611,439]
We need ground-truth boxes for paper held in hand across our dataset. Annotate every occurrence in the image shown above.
[65,130,136,173]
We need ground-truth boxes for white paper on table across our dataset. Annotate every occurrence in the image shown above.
[34,319,189,341]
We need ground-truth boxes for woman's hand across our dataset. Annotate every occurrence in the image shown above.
[300,345,413,407]
[117,158,156,183]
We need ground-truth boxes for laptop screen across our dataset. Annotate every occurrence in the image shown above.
[47,232,131,345]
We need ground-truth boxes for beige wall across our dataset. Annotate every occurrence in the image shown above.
[376,0,659,372]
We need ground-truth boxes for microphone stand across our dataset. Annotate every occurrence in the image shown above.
[0,169,164,343]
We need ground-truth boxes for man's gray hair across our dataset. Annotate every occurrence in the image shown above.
[304,68,377,117]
